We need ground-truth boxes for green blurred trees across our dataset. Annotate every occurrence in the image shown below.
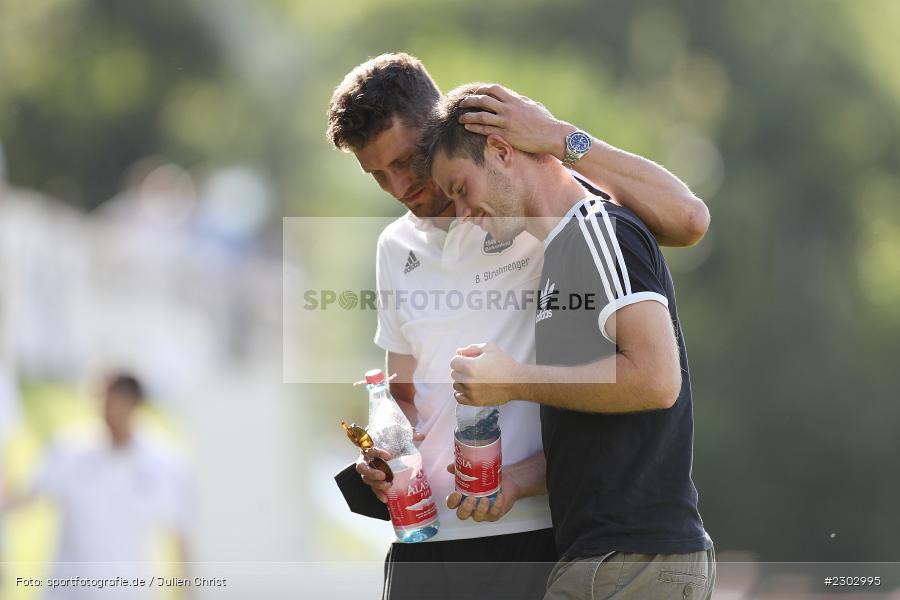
[2,0,899,562]
[0,0,227,205]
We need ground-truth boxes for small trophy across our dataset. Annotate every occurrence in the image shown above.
[341,421,394,482]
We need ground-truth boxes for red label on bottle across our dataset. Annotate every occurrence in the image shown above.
[386,464,438,530]
[454,436,502,497]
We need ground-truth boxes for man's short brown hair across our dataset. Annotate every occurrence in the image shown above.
[413,83,491,180]
[326,53,441,151]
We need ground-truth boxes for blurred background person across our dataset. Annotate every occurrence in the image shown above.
[0,348,21,578]
[1,138,23,572]
[0,137,299,598]
[0,373,190,600]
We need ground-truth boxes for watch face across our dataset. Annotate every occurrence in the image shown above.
[568,132,592,154]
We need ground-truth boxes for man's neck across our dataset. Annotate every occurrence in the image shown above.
[428,199,457,231]
[110,432,133,449]
[523,161,592,241]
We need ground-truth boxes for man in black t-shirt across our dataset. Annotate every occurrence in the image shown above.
[416,84,715,599]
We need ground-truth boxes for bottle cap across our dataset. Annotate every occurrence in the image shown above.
[364,369,385,385]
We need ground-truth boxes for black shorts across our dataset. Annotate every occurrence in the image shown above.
[383,528,558,600]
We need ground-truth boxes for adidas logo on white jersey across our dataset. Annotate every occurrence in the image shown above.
[403,250,421,274]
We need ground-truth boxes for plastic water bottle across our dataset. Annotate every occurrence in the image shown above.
[364,369,439,542]
[454,404,501,505]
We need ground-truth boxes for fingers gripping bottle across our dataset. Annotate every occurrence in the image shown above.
[454,404,501,505]
[364,369,439,542]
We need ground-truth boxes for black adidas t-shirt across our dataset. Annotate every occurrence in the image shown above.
[535,197,711,558]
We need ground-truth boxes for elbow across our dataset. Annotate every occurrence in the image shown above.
[649,370,682,410]
[682,198,711,247]
[656,390,678,410]
[669,194,710,247]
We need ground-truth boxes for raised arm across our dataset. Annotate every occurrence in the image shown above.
[458,84,710,247]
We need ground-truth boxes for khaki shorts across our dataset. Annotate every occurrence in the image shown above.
[544,547,716,600]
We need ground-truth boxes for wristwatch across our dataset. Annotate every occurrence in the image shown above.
[563,130,592,166]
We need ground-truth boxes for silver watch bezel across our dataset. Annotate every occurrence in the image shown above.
[563,130,592,165]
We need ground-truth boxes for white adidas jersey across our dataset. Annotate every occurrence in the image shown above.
[374,212,551,542]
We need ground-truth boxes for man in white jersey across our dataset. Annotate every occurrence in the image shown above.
[1,374,189,600]
[326,53,709,600]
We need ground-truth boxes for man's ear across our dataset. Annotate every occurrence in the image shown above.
[485,134,514,167]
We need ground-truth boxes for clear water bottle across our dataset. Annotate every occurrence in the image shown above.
[364,369,439,542]
[454,404,501,505]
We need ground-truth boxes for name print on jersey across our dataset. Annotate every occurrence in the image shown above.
[474,257,531,285]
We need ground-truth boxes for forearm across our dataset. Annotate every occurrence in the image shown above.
[456,86,709,246]
[552,124,709,247]
[510,353,678,414]
[386,351,418,424]
[390,386,418,424]
[503,451,547,499]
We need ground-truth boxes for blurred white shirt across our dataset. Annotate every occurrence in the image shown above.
[32,433,189,599]
[0,367,20,558]
[0,368,19,447]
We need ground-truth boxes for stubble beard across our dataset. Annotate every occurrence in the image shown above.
[485,166,526,242]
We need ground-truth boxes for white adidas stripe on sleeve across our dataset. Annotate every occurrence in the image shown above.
[575,212,615,304]
[575,200,632,303]
[574,199,669,342]
[593,202,632,295]
[584,206,625,298]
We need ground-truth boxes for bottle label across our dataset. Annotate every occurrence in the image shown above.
[386,464,438,530]
[454,435,502,497]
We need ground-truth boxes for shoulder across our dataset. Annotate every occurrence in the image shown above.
[600,203,660,264]
[566,200,659,259]
[377,213,418,251]
[602,203,655,240]
[38,435,99,478]
[134,435,189,477]
[546,198,627,256]
[547,199,660,271]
